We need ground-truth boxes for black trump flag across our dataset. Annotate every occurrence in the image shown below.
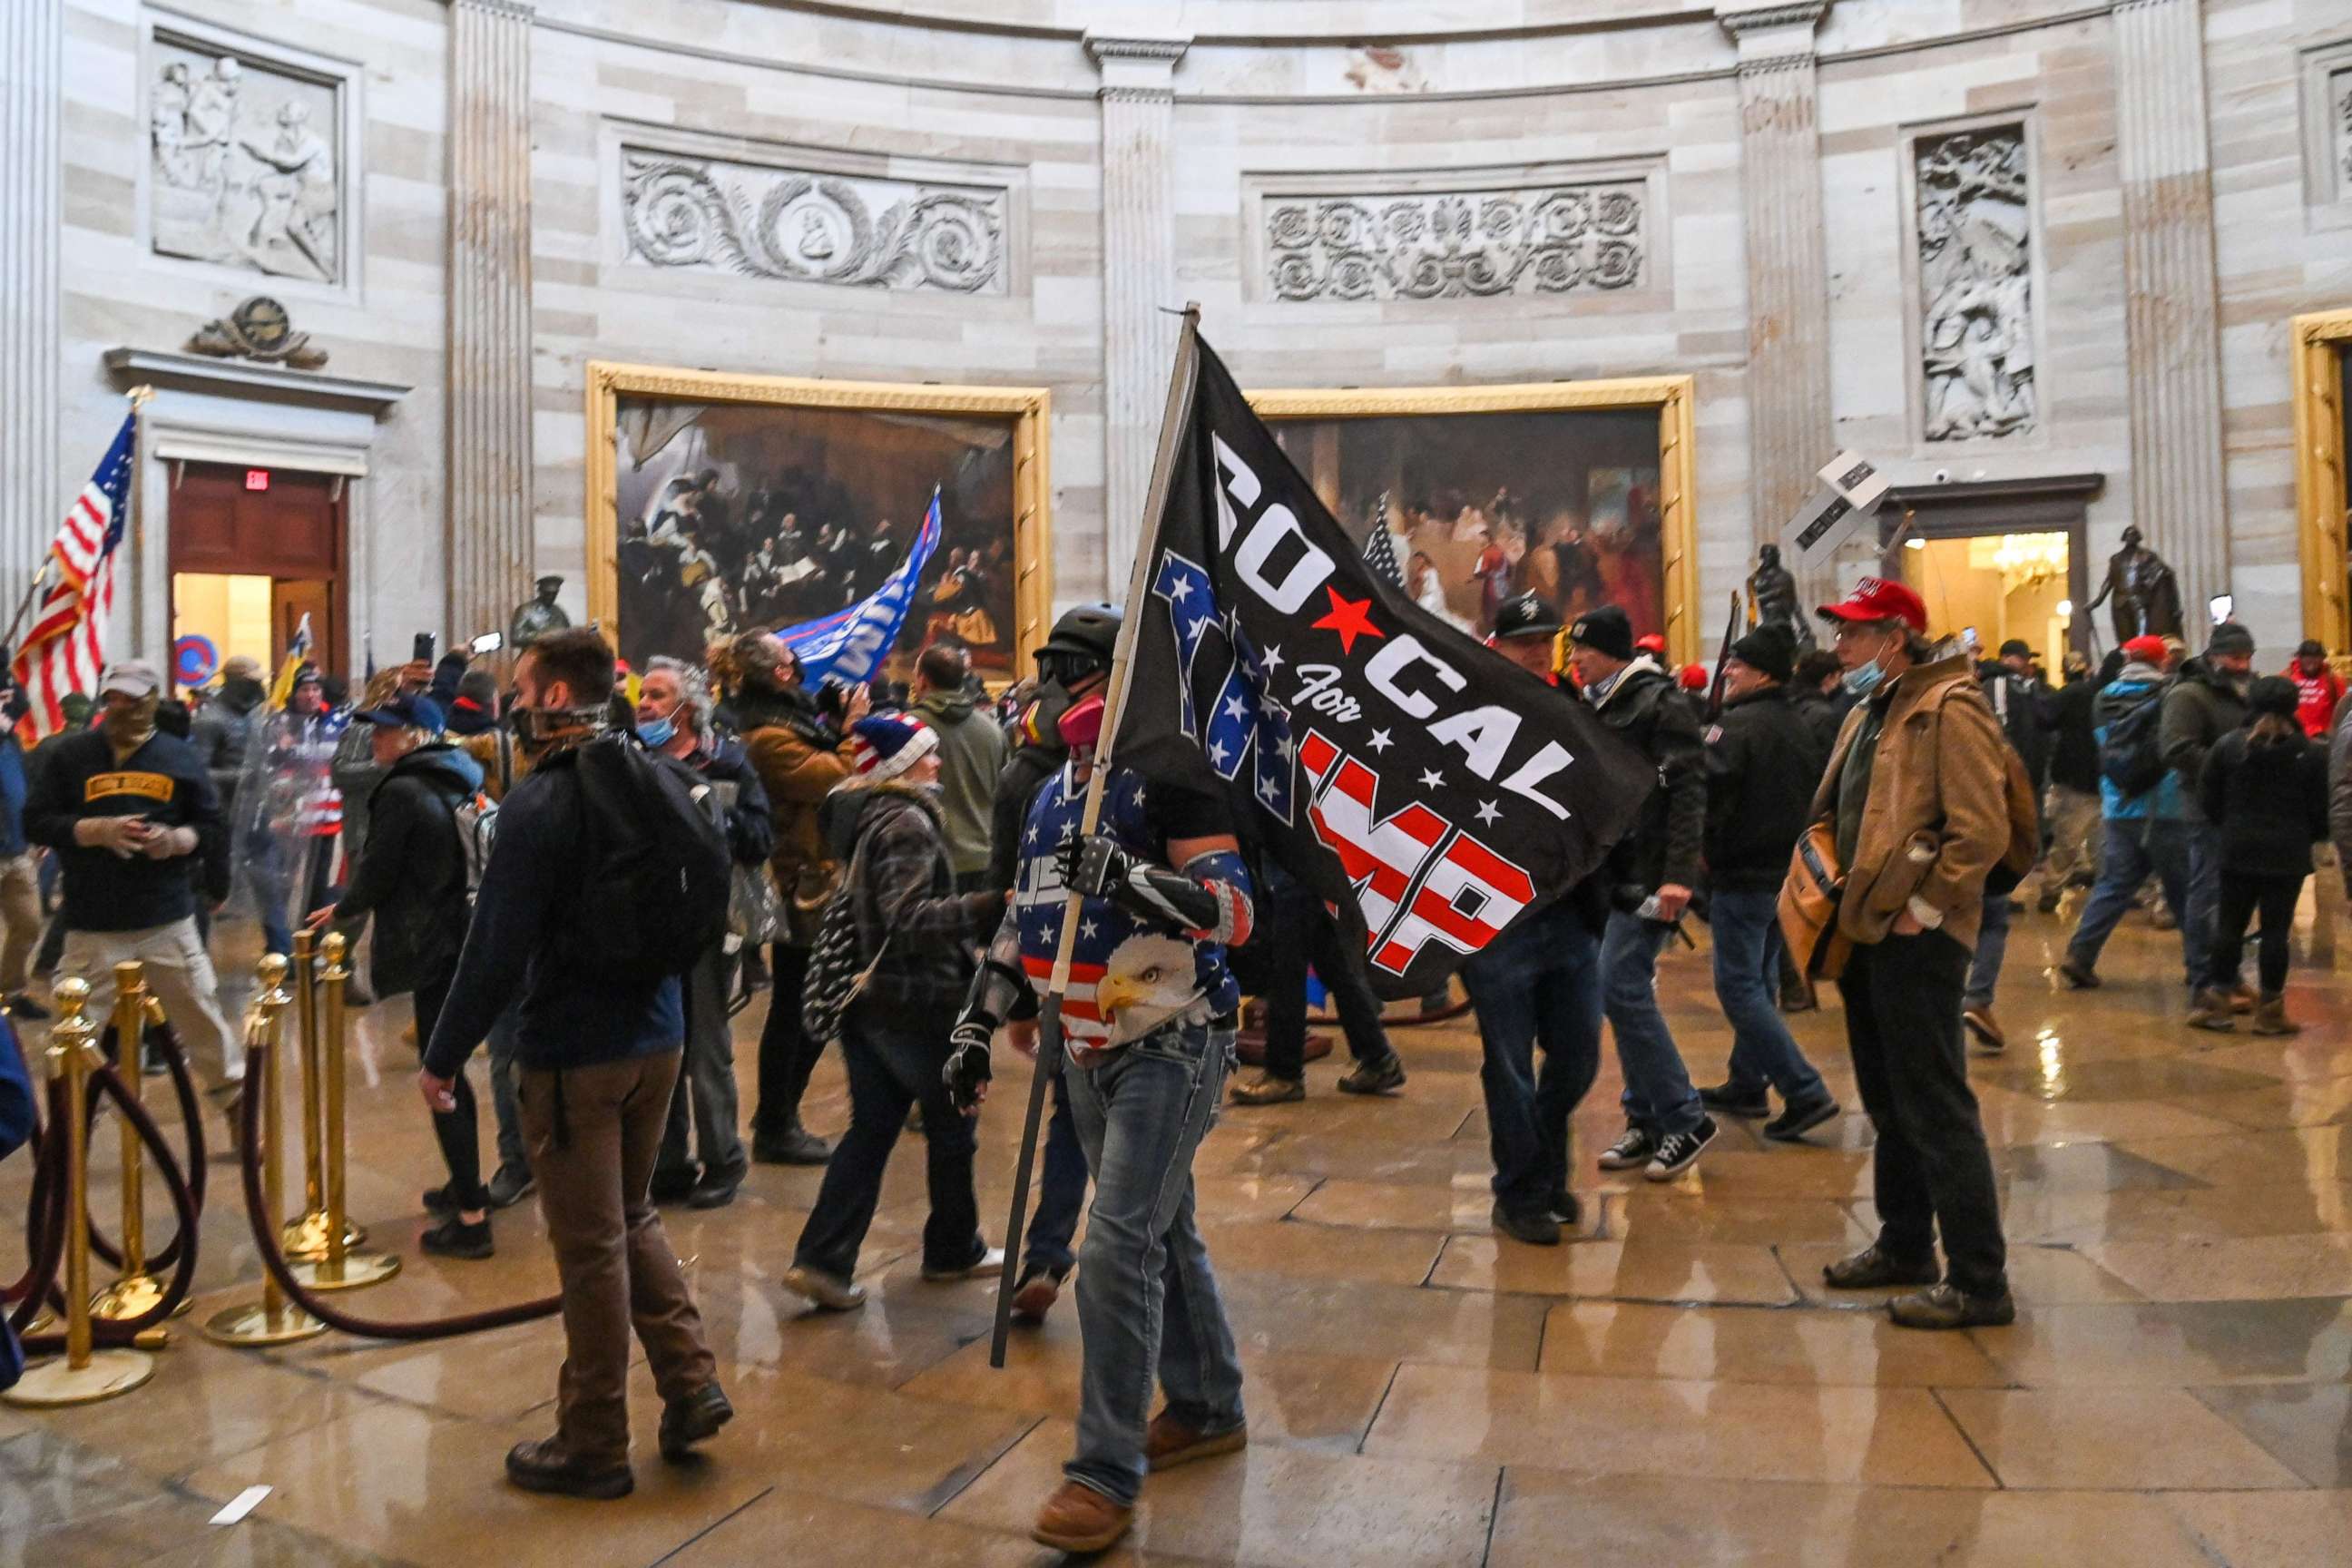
[1111,339,1654,1001]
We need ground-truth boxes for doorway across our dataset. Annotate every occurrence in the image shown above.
[1878,474,2104,662]
[167,462,346,691]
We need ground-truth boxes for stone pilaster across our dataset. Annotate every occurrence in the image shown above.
[2,0,62,612]
[1084,33,1188,591]
[446,0,536,641]
[1720,3,1834,553]
[2113,0,2229,619]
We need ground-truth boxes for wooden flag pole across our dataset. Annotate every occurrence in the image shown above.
[990,304,1202,1368]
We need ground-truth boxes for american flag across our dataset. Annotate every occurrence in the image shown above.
[1361,491,1405,586]
[14,412,135,740]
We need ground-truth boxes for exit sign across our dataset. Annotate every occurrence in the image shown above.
[244,469,270,491]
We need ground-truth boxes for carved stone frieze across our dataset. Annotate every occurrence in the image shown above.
[1914,124,2037,442]
[148,32,343,284]
[2337,68,2352,187]
[620,149,1006,295]
[1263,182,1646,303]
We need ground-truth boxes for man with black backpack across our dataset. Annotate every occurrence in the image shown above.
[307,692,492,1258]
[422,629,733,1500]
[2060,635,2202,991]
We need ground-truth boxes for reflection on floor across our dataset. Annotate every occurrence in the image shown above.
[8,892,2352,1566]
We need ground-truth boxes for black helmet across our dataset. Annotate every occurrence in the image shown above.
[1490,593,1563,641]
[1041,603,1122,662]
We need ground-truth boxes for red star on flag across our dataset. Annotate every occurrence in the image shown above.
[1311,586,1386,655]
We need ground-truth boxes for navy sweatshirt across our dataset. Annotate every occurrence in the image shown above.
[26,729,226,933]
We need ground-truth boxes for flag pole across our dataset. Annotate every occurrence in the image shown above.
[1706,590,1741,718]
[990,303,1201,1368]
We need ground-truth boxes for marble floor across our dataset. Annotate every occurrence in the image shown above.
[6,895,2352,1566]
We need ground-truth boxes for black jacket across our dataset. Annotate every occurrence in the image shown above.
[689,734,776,867]
[988,736,1063,897]
[2163,658,2249,816]
[823,782,998,1019]
[336,744,483,997]
[1982,670,2055,792]
[1588,658,1706,898]
[2198,727,2327,879]
[25,730,227,932]
[1788,687,1847,757]
[1703,685,1830,893]
[2048,675,2100,793]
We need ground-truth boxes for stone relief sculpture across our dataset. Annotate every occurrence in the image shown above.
[620,151,1006,294]
[2337,70,2352,186]
[184,295,329,369]
[148,41,341,284]
[1265,183,1645,301]
[1915,125,2035,442]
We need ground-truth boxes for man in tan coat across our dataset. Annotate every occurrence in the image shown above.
[1793,578,2014,1331]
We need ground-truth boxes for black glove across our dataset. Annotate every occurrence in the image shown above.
[945,1014,995,1114]
[1056,832,1133,897]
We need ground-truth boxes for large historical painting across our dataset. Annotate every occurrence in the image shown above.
[1262,400,1683,649]
[148,30,344,285]
[589,368,1051,679]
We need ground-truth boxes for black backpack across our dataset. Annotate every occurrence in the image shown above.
[2097,684,2170,799]
[563,735,732,981]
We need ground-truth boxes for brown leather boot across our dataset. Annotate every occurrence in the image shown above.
[1031,1481,1132,1553]
[1145,1411,1248,1471]
[2184,987,2237,1032]
[2250,994,2300,1037]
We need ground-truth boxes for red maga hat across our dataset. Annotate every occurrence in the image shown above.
[1817,576,1926,633]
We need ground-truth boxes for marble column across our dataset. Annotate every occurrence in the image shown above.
[1084,33,1188,592]
[1,0,62,613]
[446,0,536,641]
[2113,0,2229,620]
[1720,3,1834,555]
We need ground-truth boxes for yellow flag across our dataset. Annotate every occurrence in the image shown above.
[269,613,314,709]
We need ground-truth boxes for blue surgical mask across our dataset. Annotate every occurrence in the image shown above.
[1841,659,1886,700]
[637,714,675,749]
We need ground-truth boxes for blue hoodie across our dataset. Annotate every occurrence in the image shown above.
[2094,663,2186,822]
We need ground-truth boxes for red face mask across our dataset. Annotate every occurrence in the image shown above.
[1057,693,1105,753]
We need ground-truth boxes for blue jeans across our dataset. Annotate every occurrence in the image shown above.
[1023,1058,1089,1277]
[1603,909,1703,1139]
[2185,819,2227,984]
[485,1007,524,1177]
[2067,818,2207,987]
[1064,1016,1242,1506]
[1708,887,1829,1105]
[1963,890,2012,1010]
[1461,901,1602,1215]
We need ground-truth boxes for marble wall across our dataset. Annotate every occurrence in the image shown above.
[11,0,2349,659]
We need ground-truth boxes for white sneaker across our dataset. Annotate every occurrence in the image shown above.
[1597,1127,1656,1171]
[1643,1116,1719,1181]
[782,1264,867,1311]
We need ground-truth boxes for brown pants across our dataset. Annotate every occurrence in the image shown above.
[518,1049,716,1466]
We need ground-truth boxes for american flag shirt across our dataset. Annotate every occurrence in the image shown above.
[1014,762,1242,1061]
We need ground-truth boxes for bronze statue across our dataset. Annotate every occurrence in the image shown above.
[1747,544,1812,646]
[509,574,572,650]
[2083,526,2182,643]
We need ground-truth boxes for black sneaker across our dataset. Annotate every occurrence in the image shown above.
[485,1165,535,1209]
[421,1213,493,1259]
[1011,1264,1069,1325]
[1698,1081,1769,1118]
[506,1437,632,1500]
[2056,956,2101,990]
[423,1183,459,1215]
[5,993,50,1022]
[1763,1095,1839,1143]
[1489,1200,1561,1247]
[752,1122,833,1165]
[1887,1281,2015,1330]
[1822,1245,1942,1290]
[649,1169,698,1205]
[1547,1190,1582,1227]
[1643,1116,1718,1181]
[658,1383,733,1462]
[1596,1127,1656,1171]
[1336,1054,1407,1095]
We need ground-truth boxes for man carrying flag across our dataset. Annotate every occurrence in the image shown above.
[946,321,1651,1554]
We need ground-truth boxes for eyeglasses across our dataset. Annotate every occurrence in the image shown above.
[1830,622,1895,645]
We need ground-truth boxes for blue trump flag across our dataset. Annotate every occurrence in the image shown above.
[773,488,943,687]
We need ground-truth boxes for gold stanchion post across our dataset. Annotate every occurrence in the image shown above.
[4,980,156,1406]
[90,962,168,1324]
[280,928,361,1259]
[205,956,327,1346]
[289,933,397,1291]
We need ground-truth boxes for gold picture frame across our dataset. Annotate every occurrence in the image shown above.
[583,361,1054,671]
[2293,309,2352,650]
[1244,376,1701,665]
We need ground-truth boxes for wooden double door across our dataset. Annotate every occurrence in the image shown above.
[168,463,347,679]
